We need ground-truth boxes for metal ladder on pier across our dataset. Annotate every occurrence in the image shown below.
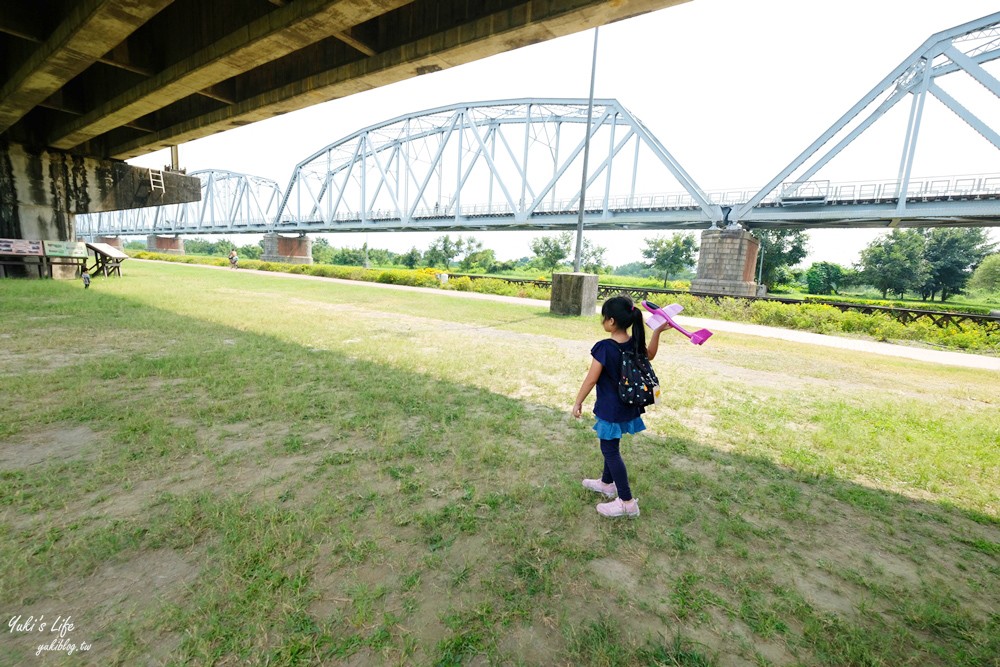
[148,169,165,193]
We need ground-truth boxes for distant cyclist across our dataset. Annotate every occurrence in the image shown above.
[228,249,239,270]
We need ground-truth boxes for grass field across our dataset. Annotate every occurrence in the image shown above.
[1,260,998,666]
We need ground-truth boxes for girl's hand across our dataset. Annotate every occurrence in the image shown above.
[572,402,583,418]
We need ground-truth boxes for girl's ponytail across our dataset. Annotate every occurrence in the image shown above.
[600,294,647,356]
[631,304,648,357]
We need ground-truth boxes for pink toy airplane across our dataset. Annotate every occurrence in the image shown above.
[641,300,713,345]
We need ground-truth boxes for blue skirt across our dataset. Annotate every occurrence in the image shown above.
[593,416,646,440]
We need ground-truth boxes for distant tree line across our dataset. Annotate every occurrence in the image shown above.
[806,228,996,302]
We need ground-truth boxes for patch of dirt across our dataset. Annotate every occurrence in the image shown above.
[496,614,563,665]
[670,407,718,440]
[589,557,639,592]
[0,424,100,470]
[790,569,858,616]
[4,547,199,664]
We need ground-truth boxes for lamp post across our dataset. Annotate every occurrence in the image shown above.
[573,27,599,272]
[757,237,766,285]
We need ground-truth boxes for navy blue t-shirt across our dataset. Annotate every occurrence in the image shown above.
[590,338,645,424]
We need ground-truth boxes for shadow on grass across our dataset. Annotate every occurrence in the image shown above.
[1,279,998,667]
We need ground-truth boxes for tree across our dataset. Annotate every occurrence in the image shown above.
[529,232,571,271]
[184,237,217,255]
[641,233,698,287]
[612,261,658,278]
[580,238,607,274]
[214,239,236,256]
[367,247,394,267]
[424,234,459,268]
[858,229,929,299]
[311,237,335,264]
[237,242,262,260]
[331,246,366,266]
[804,261,845,295]
[459,248,497,273]
[753,230,808,288]
[919,228,996,301]
[455,236,483,262]
[968,253,1000,293]
[400,246,422,269]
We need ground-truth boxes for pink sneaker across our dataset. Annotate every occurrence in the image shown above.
[597,498,640,518]
[582,478,617,498]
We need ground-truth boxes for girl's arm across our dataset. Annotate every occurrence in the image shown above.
[572,358,604,418]
[646,325,665,360]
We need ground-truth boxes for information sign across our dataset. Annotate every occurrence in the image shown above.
[43,241,89,258]
[0,238,44,256]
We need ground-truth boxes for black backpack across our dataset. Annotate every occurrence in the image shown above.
[618,348,659,408]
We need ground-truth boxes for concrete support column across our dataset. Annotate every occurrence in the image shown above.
[690,229,762,297]
[1,140,199,278]
[550,272,598,316]
[146,235,184,254]
[96,236,124,250]
[262,233,313,264]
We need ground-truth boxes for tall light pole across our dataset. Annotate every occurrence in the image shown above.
[757,236,766,285]
[573,27,599,272]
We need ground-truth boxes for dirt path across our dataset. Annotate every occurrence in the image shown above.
[139,259,1000,371]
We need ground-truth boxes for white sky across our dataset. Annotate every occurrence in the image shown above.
[128,0,1000,268]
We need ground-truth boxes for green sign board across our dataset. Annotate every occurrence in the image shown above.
[43,241,89,258]
[0,238,44,256]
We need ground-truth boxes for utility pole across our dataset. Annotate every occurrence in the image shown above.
[573,27,599,272]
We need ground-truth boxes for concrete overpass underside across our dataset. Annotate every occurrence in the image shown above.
[0,0,686,258]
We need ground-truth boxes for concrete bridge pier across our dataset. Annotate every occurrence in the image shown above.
[146,235,185,254]
[690,229,763,297]
[0,140,199,276]
[262,233,313,264]
[96,236,125,250]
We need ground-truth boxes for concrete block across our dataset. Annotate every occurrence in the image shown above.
[550,272,598,316]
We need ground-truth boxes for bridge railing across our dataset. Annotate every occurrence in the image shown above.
[766,173,1000,207]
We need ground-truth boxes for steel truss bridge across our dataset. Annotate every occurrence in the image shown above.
[78,11,1000,238]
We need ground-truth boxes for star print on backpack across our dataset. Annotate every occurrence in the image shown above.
[618,348,660,408]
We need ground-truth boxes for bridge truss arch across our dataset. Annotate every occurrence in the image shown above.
[735,11,1000,227]
[77,170,284,236]
[275,98,725,233]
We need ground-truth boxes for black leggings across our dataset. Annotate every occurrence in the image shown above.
[600,439,633,501]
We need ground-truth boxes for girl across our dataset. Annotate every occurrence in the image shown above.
[572,295,664,518]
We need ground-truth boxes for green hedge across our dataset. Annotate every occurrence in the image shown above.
[128,251,551,300]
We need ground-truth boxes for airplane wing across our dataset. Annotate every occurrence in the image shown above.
[663,304,683,317]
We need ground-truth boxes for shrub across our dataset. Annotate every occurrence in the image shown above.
[446,276,473,291]
[468,278,515,296]
[376,270,402,284]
